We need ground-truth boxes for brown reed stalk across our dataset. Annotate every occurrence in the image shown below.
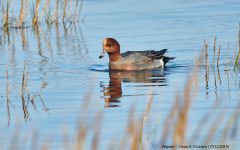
[39,0,49,23]
[6,68,9,99]
[52,0,57,22]
[55,0,59,23]
[6,67,15,100]
[23,72,30,94]
[27,89,30,101]
[204,40,209,71]
[227,42,230,67]
[39,77,47,96]
[217,45,221,66]
[33,0,41,25]
[19,0,30,27]
[19,0,24,25]
[46,2,51,23]
[69,0,73,19]
[11,0,14,24]
[2,3,6,26]
[21,66,26,100]
[6,0,9,26]
[1,0,9,27]
[74,0,79,22]
[62,0,67,23]
[77,0,83,21]
[20,66,30,100]
[31,92,37,102]
[213,37,217,66]
[139,80,159,140]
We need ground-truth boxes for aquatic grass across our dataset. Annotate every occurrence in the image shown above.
[39,0,50,23]
[204,40,209,70]
[21,66,26,100]
[19,0,24,26]
[30,1,36,23]
[225,42,230,71]
[196,56,206,69]
[78,0,83,22]
[31,92,37,102]
[6,68,10,100]
[45,2,52,24]
[217,45,221,67]
[229,42,239,70]
[0,0,9,27]
[60,0,72,23]
[62,0,67,23]
[1,0,84,27]
[74,0,80,22]
[234,43,240,70]
[198,38,239,71]
[6,68,15,100]
[39,77,48,97]
[52,0,59,24]
[1,1,7,27]
[18,0,30,27]
[213,37,217,66]
[32,0,40,25]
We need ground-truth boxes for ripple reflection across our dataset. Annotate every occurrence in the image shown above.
[101,70,168,107]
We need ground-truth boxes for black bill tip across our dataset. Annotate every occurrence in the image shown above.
[99,56,103,59]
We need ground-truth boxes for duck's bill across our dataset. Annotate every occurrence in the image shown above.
[99,50,107,59]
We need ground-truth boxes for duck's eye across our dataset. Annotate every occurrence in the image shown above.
[108,44,112,47]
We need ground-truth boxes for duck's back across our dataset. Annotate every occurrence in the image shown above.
[119,49,174,70]
[109,49,174,70]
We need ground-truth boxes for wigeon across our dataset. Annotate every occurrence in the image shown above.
[99,38,175,70]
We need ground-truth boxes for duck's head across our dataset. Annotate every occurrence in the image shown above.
[99,38,120,59]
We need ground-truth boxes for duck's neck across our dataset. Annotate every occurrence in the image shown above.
[108,51,121,62]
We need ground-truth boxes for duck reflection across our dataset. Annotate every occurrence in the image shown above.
[101,70,167,107]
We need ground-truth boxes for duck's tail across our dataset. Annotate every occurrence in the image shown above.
[163,56,175,65]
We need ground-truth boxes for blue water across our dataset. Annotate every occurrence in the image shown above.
[0,0,240,149]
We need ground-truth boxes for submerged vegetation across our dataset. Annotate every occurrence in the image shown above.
[0,0,84,28]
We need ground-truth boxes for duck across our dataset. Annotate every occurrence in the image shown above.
[99,38,175,71]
